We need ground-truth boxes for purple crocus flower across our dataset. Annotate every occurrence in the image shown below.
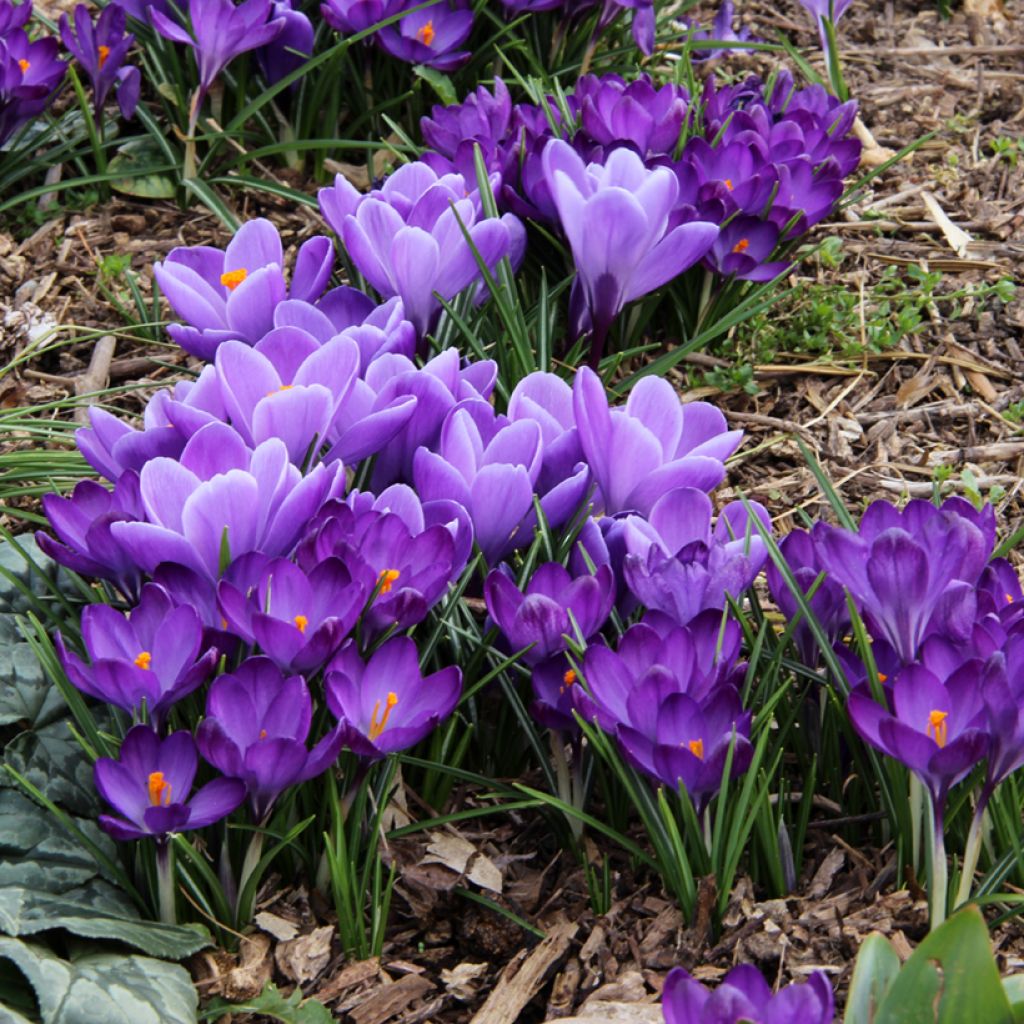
[257,0,313,85]
[601,0,655,55]
[543,139,718,365]
[110,422,345,581]
[154,218,334,360]
[484,562,615,666]
[704,216,790,282]
[0,0,31,34]
[573,366,742,517]
[57,584,216,729]
[376,0,473,71]
[196,657,346,822]
[530,653,587,733]
[217,557,367,674]
[320,0,387,34]
[0,27,66,145]
[95,726,245,842]
[663,964,835,1024]
[325,638,461,758]
[682,0,757,62]
[37,472,145,597]
[798,0,854,62]
[60,4,139,122]
[150,0,286,120]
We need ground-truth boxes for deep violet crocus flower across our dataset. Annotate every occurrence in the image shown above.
[320,0,387,34]
[681,0,757,62]
[484,562,615,666]
[663,964,835,1024]
[95,726,245,842]
[543,140,718,366]
[257,0,313,86]
[154,217,333,360]
[196,657,346,822]
[217,557,367,674]
[0,26,66,145]
[57,584,216,729]
[325,637,461,759]
[573,366,742,517]
[703,216,790,282]
[60,4,139,122]
[376,0,473,72]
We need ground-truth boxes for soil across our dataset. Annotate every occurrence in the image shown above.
[3,0,1024,1020]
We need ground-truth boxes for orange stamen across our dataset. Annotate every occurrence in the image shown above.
[723,178,734,190]
[688,738,705,760]
[134,650,152,670]
[220,267,248,291]
[563,669,577,686]
[368,692,399,740]
[416,19,435,46]
[18,59,29,73]
[1006,593,1015,604]
[377,569,400,595]
[147,771,171,806]
[731,238,750,254]
[878,672,888,683]
[265,383,294,397]
[98,44,110,67]
[293,614,308,634]
[927,709,948,748]
[259,728,268,740]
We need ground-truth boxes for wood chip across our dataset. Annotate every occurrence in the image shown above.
[921,191,972,258]
[349,974,434,1024]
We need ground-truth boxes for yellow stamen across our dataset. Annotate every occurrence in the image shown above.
[98,44,110,67]
[723,178,734,190]
[688,738,705,760]
[147,771,171,806]
[878,672,888,683]
[377,568,400,595]
[731,238,750,254]
[259,728,268,740]
[134,650,152,670]
[220,616,228,629]
[368,692,399,740]
[1006,593,1015,604]
[927,709,948,748]
[18,59,29,73]
[265,383,294,397]
[293,614,309,634]
[416,19,435,46]
[563,669,577,686]
[220,267,248,291]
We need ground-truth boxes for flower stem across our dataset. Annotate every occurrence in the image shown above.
[587,321,610,371]
[909,773,923,872]
[550,731,582,841]
[955,789,991,909]
[236,830,265,921]
[926,797,947,931]
[156,841,176,925]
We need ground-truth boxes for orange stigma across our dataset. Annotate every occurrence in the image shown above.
[377,569,400,594]
[220,267,248,291]
[731,238,750,254]
[416,19,435,46]
[259,728,268,740]
[265,383,294,397]
[1006,593,1015,604]
[723,178,734,190]
[368,692,399,740]
[293,614,308,633]
[98,44,110,67]
[927,709,948,748]
[147,771,171,806]
[688,738,705,760]
[878,672,888,683]
[562,669,577,686]
[134,651,152,670]
[18,58,29,73]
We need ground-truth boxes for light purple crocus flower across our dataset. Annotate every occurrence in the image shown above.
[154,217,333,360]
[573,367,742,517]
[663,964,835,1024]
[57,584,216,729]
[798,0,854,63]
[196,657,346,822]
[95,726,245,842]
[325,637,461,758]
[681,0,757,61]
[376,0,473,72]
[543,139,718,366]
[60,4,140,122]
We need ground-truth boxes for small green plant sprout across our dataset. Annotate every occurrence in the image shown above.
[989,136,1024,169]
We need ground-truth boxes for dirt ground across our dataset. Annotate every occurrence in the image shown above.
[2,0,1024,1019]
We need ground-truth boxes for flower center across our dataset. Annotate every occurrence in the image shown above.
[378,568,401,595]
[259,728,268,740]
[220,267,248,291]
[561,669,577,692]
[265,383,294,397]
[293,614,308,633]
[134,650,152,670]
[731,238,750,254]
[18,59,29,73]
[416,19,435,46]
[723,178,734,190]
[98,44,110,67]
[927,709,948,748]
[147,771,171,806]
[369,692,399,740]
[1006,593,1015,604]
[878,672,888,683]
[688,738,704,760]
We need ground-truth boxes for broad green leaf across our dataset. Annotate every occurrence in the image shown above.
[3,721,99,817]
[1002,975,1024,1022]
[877,906,1012,1024]
[0,937,198,1024]
[0,535,61,615]
[413,65,457,105]
[845,933,901,1024]
[0,640,65,729]
[203,981,332,1024]
[108,141,177,199]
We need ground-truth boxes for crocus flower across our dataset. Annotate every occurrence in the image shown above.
[217,557,367,674]
[663,964,835,1024]
[154,218,334,360]
[601,0,655,55]
[376,0,473,71]
[681,1,757,62]
[95,726,245,842]
[325,637,461,758]
[196,657,346,821]
[573,366,742,517]
[57,584,216,729]
[798,0,853,62]
[110,422,345,581]
[543,140,718,365]
[531,653,586,733]
[703,216,790,282]
[257,0,313,85]
[60,3,139,122]
[485,562,615,666]
[0,27,66,145]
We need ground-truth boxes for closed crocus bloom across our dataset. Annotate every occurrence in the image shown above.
[376,0,473,71]
[60,3,139,121]
[325,638,461,758]
[543,140,718,364]
[95,726,245,842]
[663,964,835,1024]
[57,584,216,729]
[320,0,389,34]
[573,366,741,517]
[485,562,615,666]
[257,0,313,85]
[153,218,333,360]
[704,216,790,282]
[197,658,346,822]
